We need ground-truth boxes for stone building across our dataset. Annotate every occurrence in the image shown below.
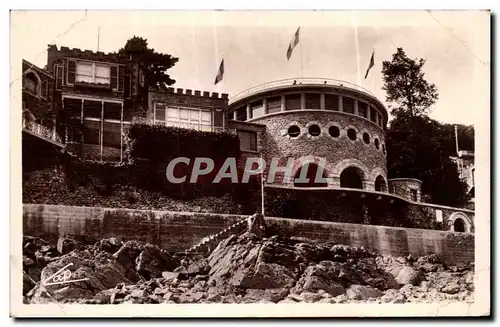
[21,46,474,233]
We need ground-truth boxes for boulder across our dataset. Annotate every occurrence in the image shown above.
[293,263,346,296]
[28,250,131,303]
[113,241,144,282]
[136,244,180,279]
[395,266,423,286]
[346,285,384,301]
[244,288,289,303]
[57,237,81,255]
[96,238,123,254]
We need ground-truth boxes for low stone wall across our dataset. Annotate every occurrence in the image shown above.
[23,204,474,265]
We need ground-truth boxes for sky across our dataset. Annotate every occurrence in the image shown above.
[10,10,490,126]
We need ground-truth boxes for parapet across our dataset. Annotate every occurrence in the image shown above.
[157,87,228,100]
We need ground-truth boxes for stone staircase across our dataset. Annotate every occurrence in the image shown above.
[183,217,249,255]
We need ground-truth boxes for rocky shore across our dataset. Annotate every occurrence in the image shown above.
[22,232,474,304]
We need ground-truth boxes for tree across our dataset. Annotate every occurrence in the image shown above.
[118,36,179,89]
[382,48,439,116]
[386,111,471,207]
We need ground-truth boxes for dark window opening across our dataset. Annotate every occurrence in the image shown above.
[375,176,387,192]
[343,97,354,114]
[305,94,321,109]
[410,189,418,202]
[324,94,339,111]
[103,102,122,120]
[453,218,466,233]
[340,166,364,189]
[83,100,102,119]
[370,108,377,123]
[347,128,357,141]
[359,102,368,118]
[288,125,301,138]
[363,132,370,144]
[308,124,321,136]
[285,94,301,111]
[236,107,247,121]
[374,138,380,150]
[329,125,340,137]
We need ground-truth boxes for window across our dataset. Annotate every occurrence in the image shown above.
[363,132,370,144]
[374,138,380,150]
[410,189,418,202]
[24,73,38,95]
[343,97,354,114]
[324,94,339,111]
[83,119,101,145]
[76,61,111,85]
[103,102,122,120]
[370,108,377,123]
[155,104,213,131]
[305,94,321,109]
[102,121,122,148]
[329,125,340,137]
[83,100,102,119]
[236,107,247,121]
[267,96,282,114]
[287,125,301,138]
[308,124,321,136]
[238,130,257,151]
[285,94,301,111]
[358,102,368,118]
[347,128,357,141]
[55,65,63,90]
[251,100,265,118]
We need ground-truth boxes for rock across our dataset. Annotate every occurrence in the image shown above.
[96,238,122,254]
[162,271,179,282]
[136,244,180,279]
[57,237,81,255]
[441,281,460,294]
[293,263,346,296]
[23,256,35,266]
[178,291,205,303]
[28,250,131,303]
[300,291,323,303]
[244,288,289,303]
[113,241,144,282]
[346,285,383,301]
[395,266,423,286]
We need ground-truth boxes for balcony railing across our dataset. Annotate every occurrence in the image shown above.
[132,118,236,134]
[22,118,63,144]
[229,77,378,105]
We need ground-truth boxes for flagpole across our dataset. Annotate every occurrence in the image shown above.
[299,27,304,80]
[353,11,362,87]
[260,153,265,216]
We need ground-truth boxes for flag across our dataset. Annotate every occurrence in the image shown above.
[286,27,300,60]
[364,50,375,79]
[214,58,224,85]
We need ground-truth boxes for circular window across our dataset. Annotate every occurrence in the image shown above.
[308,124,321,137]
[363,132,370,144]
[329,126,340,138]
[347,128,357,141]
[374,138,380,150]
[288,125,301,138]
[382,144,386,155]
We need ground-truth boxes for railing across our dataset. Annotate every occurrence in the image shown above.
[229,77,378,104]
[132,118,237,134]
[22,118,63,144]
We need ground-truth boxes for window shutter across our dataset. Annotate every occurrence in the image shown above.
[67,60,76,85]
[55,65,63,90]
[110,66,118,89]
[118,66,125,91]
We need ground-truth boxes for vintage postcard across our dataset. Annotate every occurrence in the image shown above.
[10,10,490,317]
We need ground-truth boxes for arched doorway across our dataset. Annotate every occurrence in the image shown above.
[374,175,387,192]
[294,163,328,187]
[453,218,466,232]
[340,166,364,189]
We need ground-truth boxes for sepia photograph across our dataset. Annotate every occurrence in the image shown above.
[9,9,490,317]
